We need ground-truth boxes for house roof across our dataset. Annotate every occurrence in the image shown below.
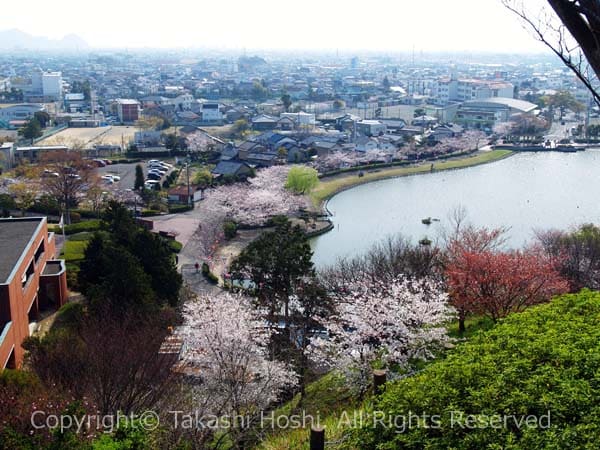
[251,114,278,123]
[247,152,278,161]
[0,218,44,284]
[212,161,250,176]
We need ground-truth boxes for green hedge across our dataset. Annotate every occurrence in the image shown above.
[140,209,161,217]
[49,219,102,235]
[168,204,192,214]
[352,290,600,449]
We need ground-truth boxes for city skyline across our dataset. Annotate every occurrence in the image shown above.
[0,0,550,53]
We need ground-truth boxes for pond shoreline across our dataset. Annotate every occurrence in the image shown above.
[312,149,515,216]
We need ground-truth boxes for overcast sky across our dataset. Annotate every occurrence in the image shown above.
[1,0,550,52]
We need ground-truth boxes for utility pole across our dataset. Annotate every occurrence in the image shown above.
[186,152,191,209]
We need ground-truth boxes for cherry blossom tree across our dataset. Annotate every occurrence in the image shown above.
[194,166,309,261]
[179,291,297,444]
[310,276,454,394]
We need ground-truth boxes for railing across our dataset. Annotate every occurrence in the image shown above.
[0,321,11,349]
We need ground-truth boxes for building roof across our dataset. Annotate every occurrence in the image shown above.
[0,218,44,284]
[462,97,538,113]
[212,161,250,176]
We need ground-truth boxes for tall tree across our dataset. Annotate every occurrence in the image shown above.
[280,93,292,112]
[230,219,315,357]
[18,117,42,142]
[8,182,36,216]
[134,164,145,190]
[33,111,50,128]
[39,150,91,225]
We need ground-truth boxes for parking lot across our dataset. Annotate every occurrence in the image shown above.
[95,159,176,191]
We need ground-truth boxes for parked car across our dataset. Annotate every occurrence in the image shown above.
[147,173,161,181]
[42,169,59,178]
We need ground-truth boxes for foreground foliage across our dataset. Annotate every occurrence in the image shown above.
[350,290,600,449]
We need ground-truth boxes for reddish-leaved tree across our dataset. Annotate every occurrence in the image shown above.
[446,245,569,331]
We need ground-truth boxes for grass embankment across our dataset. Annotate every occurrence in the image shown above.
[259,292,600,448]
[310,150,513,207]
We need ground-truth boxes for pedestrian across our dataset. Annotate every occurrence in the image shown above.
[194,262,200,273]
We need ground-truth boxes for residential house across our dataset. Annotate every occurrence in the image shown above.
[277,116,295,130]
[427,124,464,142]
[244,152,278,167]
[220,143,239,161]
[251,114,278,131]
[167,185,203,205]
[411,115,439,128]
[212,161,253,178]
[356,120,387,137]
[355,137,379,153]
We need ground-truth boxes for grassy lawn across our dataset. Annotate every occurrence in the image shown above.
[310,150,513,207]
[60,240,88,262]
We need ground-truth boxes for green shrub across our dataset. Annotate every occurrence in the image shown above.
[223,221,238,239]
[0,193,16,210]
[168,240,183,253]
[168,204,192,214]
[140,209,161,217]
[57,219,102,235]
[352,290,600,450]
[201,262,219,284]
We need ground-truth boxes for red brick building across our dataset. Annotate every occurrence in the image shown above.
[0,217,68,369]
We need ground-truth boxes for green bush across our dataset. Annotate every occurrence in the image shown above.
[201,262,219,284]
[168,204,192,214]
[168,240,183,253]
[140,209,161,217]
[223,220,238,239]
[0,193,16,210]
[50,220,102,235]
[352,290,600,450]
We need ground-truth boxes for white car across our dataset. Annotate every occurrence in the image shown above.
[101,174,120,183]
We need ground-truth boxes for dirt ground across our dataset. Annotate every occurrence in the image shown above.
[38,126,138,148]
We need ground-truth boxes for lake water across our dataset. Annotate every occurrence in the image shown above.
[311,150,600,267]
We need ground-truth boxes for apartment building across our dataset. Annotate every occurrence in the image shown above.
[0,217,68,370]
[432,77,514,106]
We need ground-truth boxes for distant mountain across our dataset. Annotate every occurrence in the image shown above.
[0,29,89,50]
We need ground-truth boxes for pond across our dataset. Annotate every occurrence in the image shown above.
[311,150,600,267]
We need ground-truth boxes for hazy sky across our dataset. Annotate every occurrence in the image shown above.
[1,0,550,52]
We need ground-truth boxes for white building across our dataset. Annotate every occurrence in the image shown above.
[280,111,316,128]
[0,78,11,92]
[0,142,14,170]
[171,94,194,111]
[200,102,222,122]
[30,68,63,100]
[432,77,514,106]
[356,120,387,136]
[42,72,63,100]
